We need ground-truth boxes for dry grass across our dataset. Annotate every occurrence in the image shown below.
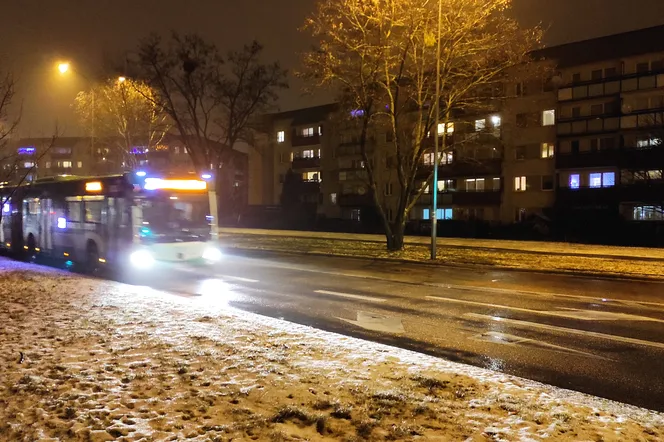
[221,234,664,279]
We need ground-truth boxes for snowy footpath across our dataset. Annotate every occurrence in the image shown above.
[0,260,662,441]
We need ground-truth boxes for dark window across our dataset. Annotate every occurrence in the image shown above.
[571,140,580,154]
[600,138,616,150]
[572,73,582,82]
[590,139,599,152]
[542,175,554,191]
[515,146,526,160]
[652,60,664,71]
[572,107,581,118]
[604,67,618,78]
[591,70,603,80]
[636,62,650,73]
[590,104,603,116]
[516,113,528,128]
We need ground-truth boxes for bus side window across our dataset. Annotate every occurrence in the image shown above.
[67,201,82,223]
[84,201,103,223]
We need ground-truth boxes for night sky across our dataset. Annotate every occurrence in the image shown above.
[3,0,664,136]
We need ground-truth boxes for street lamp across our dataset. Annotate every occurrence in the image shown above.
[58,62,70,74]
[118,76,126,83]
[430,0,442,260]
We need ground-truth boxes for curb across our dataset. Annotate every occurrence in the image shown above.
[221,246,664,284]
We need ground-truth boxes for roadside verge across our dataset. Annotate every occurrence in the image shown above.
[219,228,664,281]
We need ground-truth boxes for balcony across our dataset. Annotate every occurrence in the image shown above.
[418,158,502,179]
[292,156,321,170]
[557,182,664,207]
[557,116,620,137]
[338,193,373,207]
[300,180,321,194]
[291,134,321,147]
[556,147,664,170]
[418,190,501,207]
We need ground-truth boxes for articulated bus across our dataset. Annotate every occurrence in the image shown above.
[0,173,222,273]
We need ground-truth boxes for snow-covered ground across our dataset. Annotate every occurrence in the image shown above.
[1,260,662,441]
[219,231,664,280]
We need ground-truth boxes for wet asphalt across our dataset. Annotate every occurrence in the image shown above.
[126,250,664,411]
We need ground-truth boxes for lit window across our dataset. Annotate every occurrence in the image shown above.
[542,109,556,126]
[541,142,555,158]
[302,127,314,137]
[318,126,323,136]
[423,152,435,165]
[302,149,315,158]
[45,162,51,168]
[77,161,83,168]
[437,122,454,135]
[569,174,580,189]
[514,176,526,191]
[62,161,73,168]
[442,152,453,164]
[466,179,477,191]
[602,172,615,187]
[492,177,501,190]
[289,152,294,162]
[589,173,602,188]
[636,137,661,148]
[491,115,501,127]
[475,119,486,131]
[23,162,34,168]
[423,208,453,220]
[277,131,285,143]
[330,193,337,204]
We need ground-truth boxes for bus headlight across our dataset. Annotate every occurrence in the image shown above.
[202,247,222,262]
[129,249,155,269]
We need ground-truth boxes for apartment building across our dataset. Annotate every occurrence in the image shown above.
[538,26,664,237]
[252,25,664,239]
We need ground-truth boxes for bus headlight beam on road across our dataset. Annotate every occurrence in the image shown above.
[202,247,222,262]
[129,249,155,269]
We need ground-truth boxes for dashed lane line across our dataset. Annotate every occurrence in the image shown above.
[314,290,386,303]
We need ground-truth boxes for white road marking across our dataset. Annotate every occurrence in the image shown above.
[470,331,613,360]
[465,313,664,350]
[260,262,664,308]
[223,275,259,283]
[339,311,404,333]
[315,290,386,303]
[426,295,664,323]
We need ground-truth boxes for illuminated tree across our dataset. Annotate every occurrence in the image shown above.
[74,78,170,170]
[302,0,541,250]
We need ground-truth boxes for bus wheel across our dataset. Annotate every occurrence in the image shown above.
[26,234,37,263]
[86,241,100,275]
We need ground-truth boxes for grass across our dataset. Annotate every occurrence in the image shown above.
[222,234,664,279]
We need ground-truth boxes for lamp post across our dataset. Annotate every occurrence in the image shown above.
[430,0,442,260]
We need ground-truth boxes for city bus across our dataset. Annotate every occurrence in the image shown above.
[0,173,221,273]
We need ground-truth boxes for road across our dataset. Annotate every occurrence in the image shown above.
[134,250,664,411]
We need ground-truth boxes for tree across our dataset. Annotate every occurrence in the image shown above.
[302,0,540,250]
[74,78,170,171]
[136,33,288,221]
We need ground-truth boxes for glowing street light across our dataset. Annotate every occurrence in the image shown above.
[57,62,70,74]
[118,76,126,83]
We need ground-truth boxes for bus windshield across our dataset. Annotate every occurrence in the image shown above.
[140,194,210,234]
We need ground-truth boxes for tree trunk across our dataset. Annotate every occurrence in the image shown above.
[385,220,405,252]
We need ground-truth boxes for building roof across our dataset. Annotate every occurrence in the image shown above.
[268,103,338,126]
[534,24,664,68]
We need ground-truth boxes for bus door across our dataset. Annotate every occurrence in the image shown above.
[39,198,53,251]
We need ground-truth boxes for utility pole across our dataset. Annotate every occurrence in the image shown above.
[430,0,442,260]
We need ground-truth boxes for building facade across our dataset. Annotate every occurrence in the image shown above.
[245,25,664,242]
